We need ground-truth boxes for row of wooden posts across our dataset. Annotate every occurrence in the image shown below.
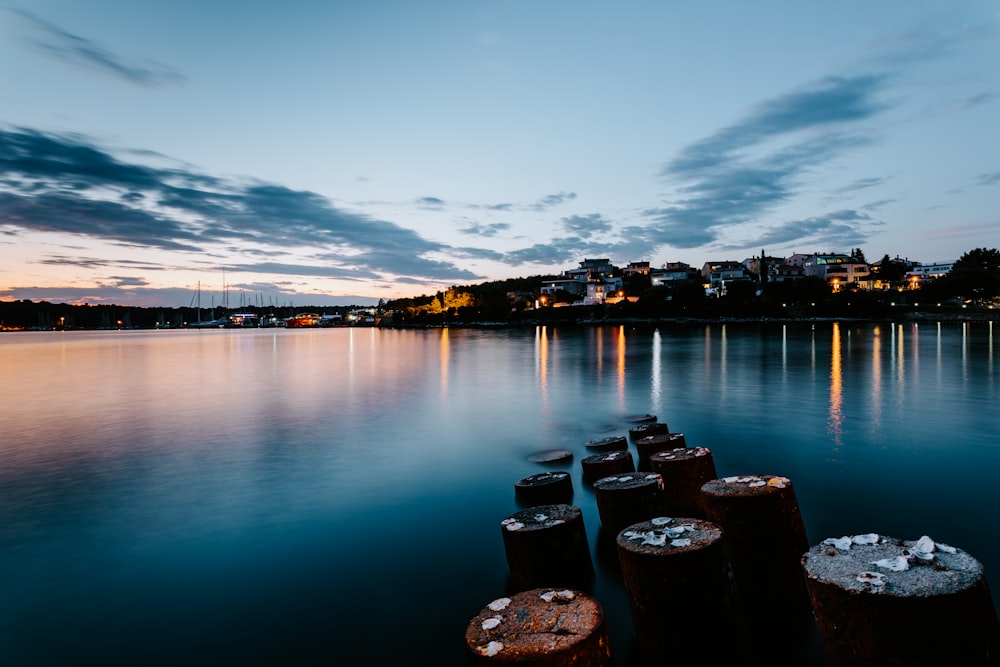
[464,418,1000,666]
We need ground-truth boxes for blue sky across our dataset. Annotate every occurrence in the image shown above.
[1,1,998,307]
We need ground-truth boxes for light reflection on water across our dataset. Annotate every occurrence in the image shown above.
[0,323,997,666]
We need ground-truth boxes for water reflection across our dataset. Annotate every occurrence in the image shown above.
[1,324,998,667]
[871,325,883,434]
[616,325,626,410]
[440,327,450,398]
[536,325,549,405]
[651,329,662,409]
[828,323,843,449]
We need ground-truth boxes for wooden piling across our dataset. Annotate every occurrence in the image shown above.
[634,432,687,470]
[514,471,573,507]
[592,472,666,536]
[616,517,747,661]
[581,450,635,486]
[584,435,628,452]
[648,446,716,519]
[627,422,669,443]
[802,533,1000,666]
[465,588,612,665]
[500,504,593,593]
[700,474,811,643]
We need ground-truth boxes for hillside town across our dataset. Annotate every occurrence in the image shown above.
[2,247,998,331]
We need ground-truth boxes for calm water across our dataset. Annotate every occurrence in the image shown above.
[0,322,997,665]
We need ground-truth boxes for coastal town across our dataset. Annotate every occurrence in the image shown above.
[2,247,998,331]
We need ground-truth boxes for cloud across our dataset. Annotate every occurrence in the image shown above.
[36,255,171,272]
[0,126,479,283]
[459,221,510,237]
[416,196,446,207]
[831,177,890,195]
[963,92,995,109]
[726,210,882,251]
[560,213,612,237]
[502,243,581,266]
[10,8,185,86]
[531,191,577,211]
[977,171,1000,186]
[645,75,891,253]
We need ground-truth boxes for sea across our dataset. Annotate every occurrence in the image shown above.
[0,321,997,665]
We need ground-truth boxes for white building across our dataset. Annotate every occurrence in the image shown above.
[802,254,870,290]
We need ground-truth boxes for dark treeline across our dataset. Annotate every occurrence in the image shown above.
[0,301,361,331]
[3,248,999,330]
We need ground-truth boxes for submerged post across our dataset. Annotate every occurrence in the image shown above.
[500,504,593,594]
[801,533,1000,666]
[627,422,669,443]
[581,450,635,486]
[700,474,811,646]
[616,517,747,661]
[592,472,666,536]
[634,432,687,470]
[514,471,573,507]
[584,435,628,452]
[648,446,716,519]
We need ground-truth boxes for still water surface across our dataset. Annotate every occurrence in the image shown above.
[0,323,997,665]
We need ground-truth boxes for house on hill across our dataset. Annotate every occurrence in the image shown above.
[803,253,870,290]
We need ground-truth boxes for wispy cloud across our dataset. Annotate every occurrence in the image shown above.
[460,221,510,237]
[10,8,185,86]
[977,171,1000,186]
[531,191,576,211]
[724,210,882,251]
[561,213,612,237]
[0,127,479,283]
[640,75,892,253]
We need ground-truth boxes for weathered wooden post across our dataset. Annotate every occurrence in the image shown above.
[627,421,669,443]
[616,517,747,661]
[581,450,635,486]
[592,472,666,536]
[514,471,573,507]
[465,588,612,665]
[500,504,593,593]
[802,533,1000,666]
[584,435,628,452]
[634,432,687,470]
[700,474,811,647]
[648,446,716,519]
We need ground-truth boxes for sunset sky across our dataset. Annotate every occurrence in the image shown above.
[2,1,999,307]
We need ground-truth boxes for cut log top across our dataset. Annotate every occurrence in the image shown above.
[593,473,663,491]
[616,517,722,554]
[650,447,710,462]
[584,435,628,450]
[701,474,792,497]
[628,423,670,439]
[636,432,684,445]
[465,588,606,660]
[583,450,632,463]
[802,534,986,597]
[516,471,570,487]
[502,504,581,533]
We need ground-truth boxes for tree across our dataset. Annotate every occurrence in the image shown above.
[875,254,906,283]
[851,247,867,264]
[941,247,1000,304]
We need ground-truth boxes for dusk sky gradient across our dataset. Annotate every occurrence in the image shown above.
[2,1,999,307]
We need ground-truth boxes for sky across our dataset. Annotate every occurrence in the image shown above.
[1,1,999,308]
